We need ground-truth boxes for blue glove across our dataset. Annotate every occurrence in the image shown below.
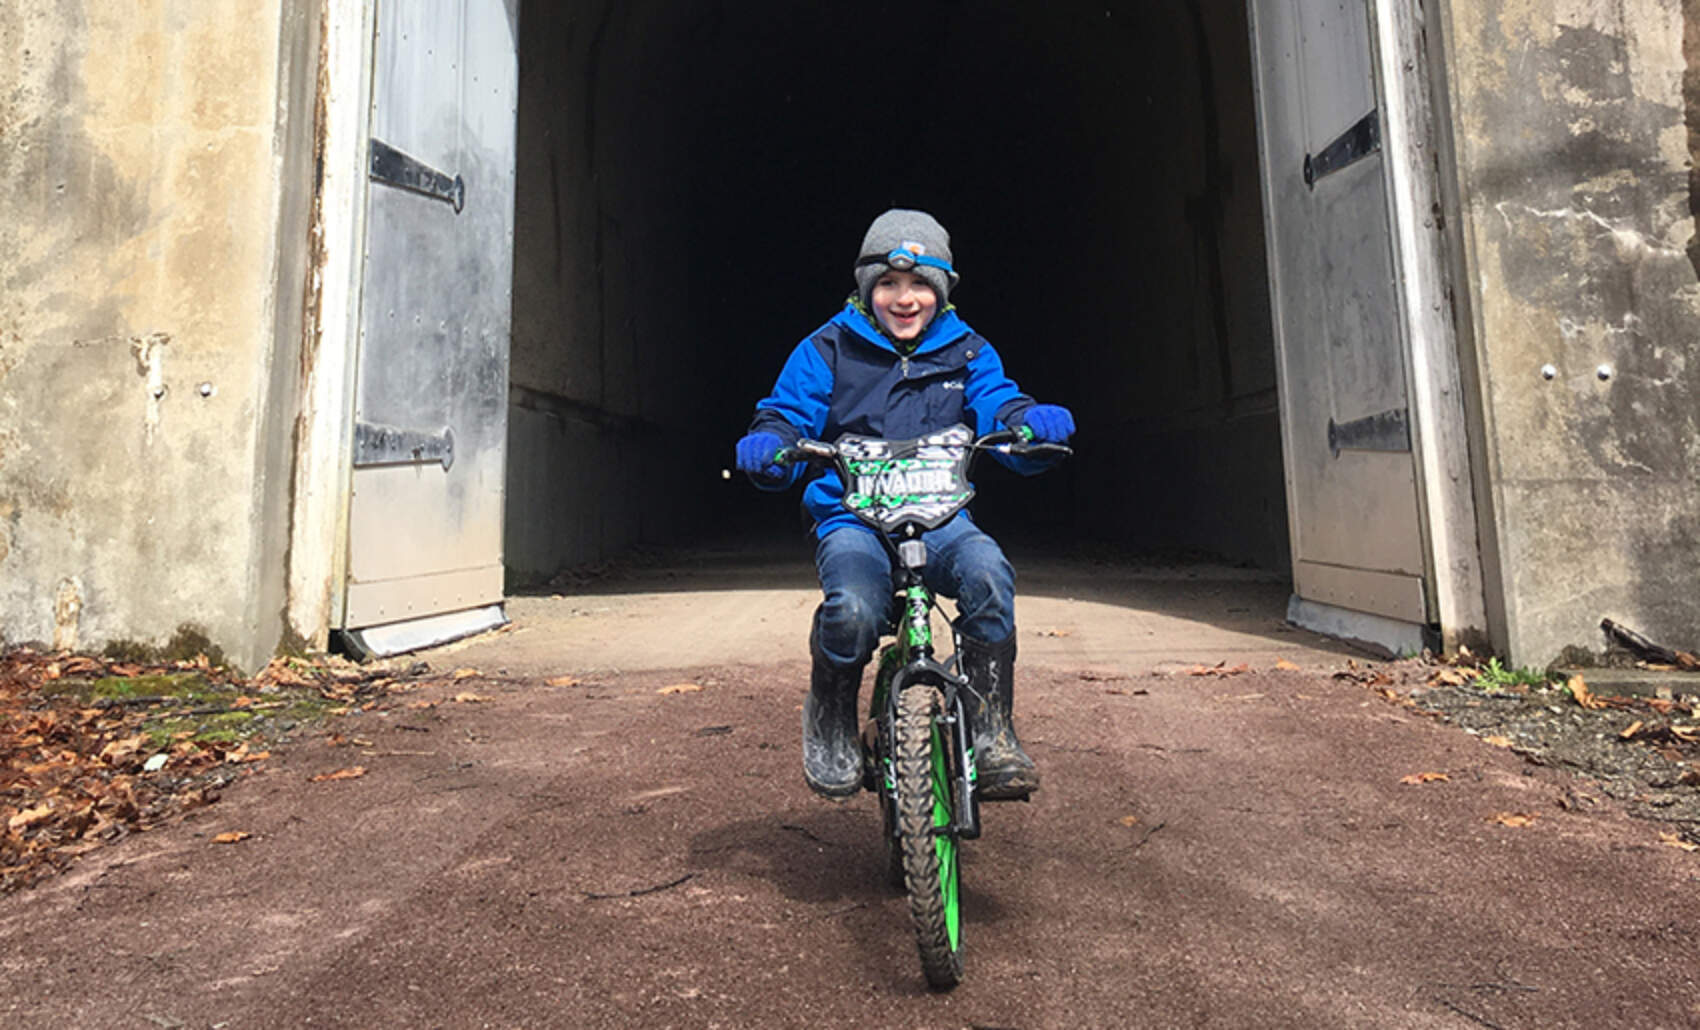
[735,432,786,480]
[1021,404,1075,443]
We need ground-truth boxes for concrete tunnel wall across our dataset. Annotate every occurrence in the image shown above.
[0,1,318,671]
[1438,1,1700,665]
[505,0,1287,585]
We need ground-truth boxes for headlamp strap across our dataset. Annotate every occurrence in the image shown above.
[855,249,955,276]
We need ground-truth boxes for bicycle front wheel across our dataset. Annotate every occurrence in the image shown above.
[894,683,964,990]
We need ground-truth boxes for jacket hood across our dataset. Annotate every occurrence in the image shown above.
[834,299,971,356]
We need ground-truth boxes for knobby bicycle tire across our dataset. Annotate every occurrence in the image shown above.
[878,741,906,890]
[874,648,906,890]
[894,683,964,989]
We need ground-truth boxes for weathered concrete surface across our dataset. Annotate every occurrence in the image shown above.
[1439,0,1700,664]
[0,2,317,670]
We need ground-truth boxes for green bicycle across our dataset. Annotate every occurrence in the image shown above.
[780,423,1071,989]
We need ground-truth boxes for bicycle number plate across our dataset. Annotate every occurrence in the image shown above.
[837,424,975,532]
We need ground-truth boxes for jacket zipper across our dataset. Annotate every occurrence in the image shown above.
[901,356,910,379]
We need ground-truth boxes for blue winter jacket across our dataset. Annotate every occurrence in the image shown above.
[747,301,1046,538]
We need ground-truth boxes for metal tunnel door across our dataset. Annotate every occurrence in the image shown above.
[341,0,519,657]
[1249,0,1432,654]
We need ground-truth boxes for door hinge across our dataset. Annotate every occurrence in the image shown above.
[1304,109,1380,189]
[369,138,465,213]
[353,421,455,470]
[1328,407,1409,457]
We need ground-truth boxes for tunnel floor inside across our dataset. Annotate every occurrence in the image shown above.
[500,530,1333,674]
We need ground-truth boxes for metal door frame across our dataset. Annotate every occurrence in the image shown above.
[1365,0,1487,652]
[1249,0,1486,654]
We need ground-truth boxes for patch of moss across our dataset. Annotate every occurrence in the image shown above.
[144,710,256,747]
[101,639,160,664]
[163,624,226,668]
[98,624,229,670]
[36,677,95,698]
[90,672,226,704]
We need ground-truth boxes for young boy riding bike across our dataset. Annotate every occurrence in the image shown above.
[734,209,1076,801]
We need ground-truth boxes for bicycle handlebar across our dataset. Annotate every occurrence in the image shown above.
[774,427,1073,467]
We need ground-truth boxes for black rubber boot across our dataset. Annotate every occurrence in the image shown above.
[803,628,864,798]
[961,632,1039,799]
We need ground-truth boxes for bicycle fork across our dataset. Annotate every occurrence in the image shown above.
[876,563,982,841]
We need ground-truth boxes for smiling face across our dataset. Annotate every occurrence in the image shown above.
[869,269,939,342]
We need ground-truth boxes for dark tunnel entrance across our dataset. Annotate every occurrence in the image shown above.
[503,1,1288,585]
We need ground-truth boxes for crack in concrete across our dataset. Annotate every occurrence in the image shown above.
[1493,201,1689,260]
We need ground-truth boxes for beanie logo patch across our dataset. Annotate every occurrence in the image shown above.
[899,240,927,256]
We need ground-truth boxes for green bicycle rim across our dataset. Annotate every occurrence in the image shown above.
[930,720,961,951]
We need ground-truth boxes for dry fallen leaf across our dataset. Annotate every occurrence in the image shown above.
[1038,628,1073,638]
[453,692,493,703]
[658,684,704,695]
[451,668,480,680]
[1657,831,1699,852]
[1274,658,1301,671]
[1429,668,1469,687]
[212,831,252,845]
[310,766,367,783]
[1487,811,1538,828]
[1567,675,1606,710]
[1400,772,1451,785]
[257,657,313,687]
[1619,720,1644,740]
[545,675,581,687]
[8,803,54,831]
[1482,735,1515,748]
[1118,815,1140,828]
[98,734,148,765]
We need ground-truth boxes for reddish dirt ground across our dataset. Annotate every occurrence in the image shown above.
[3,652,1697,1029]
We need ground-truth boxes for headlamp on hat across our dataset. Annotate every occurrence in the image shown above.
[858,247,956,277]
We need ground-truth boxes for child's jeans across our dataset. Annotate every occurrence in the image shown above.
[812,514,1016,670]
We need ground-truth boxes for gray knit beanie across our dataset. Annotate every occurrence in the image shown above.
[853,209,959,313]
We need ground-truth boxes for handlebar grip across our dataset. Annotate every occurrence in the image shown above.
[776,439,836,465]
[1018,441,1073,458]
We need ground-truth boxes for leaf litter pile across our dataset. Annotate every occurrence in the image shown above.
[0,646,436,891]
[1350,655,1700,851]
